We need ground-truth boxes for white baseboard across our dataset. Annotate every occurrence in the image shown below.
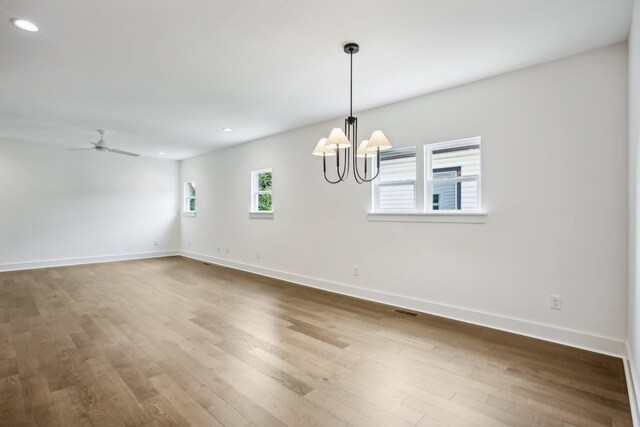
[0,250,180,272]
[180,250,626,357]
[626,342,640,426]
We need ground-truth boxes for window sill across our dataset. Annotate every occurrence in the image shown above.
[249,212,274,219]
[183,212,197,217]
[367,211,487,224]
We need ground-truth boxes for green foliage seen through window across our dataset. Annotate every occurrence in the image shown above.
[258,172,272,191]
[257,172,272,211]
[258,194,272,211]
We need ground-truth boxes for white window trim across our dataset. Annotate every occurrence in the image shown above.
[368,211,487,223]
[424,136,482,214]
[249,212,274,219]
[183,181,196,216]
[250,168,273,214]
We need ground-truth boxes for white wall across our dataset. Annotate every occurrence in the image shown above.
[181,43,629,355]
[0,139,180,269]
[629,0,640,420]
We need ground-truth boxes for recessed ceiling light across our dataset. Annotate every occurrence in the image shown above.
[158,152,165,156]
[10,18,39,32]
[223,128,232,132]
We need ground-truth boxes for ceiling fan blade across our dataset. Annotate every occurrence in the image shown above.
[68,148,96,151]
[108,148,139,157]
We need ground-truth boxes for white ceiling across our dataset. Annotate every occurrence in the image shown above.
[0,0,633,159]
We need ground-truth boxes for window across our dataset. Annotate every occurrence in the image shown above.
[251,169,272,212]
[183,181,196,214]
[425,137,481,212]
[372,147,416,212]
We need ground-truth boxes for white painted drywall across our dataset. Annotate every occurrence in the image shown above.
[181,43,629,354]
[628,0,640,419]
[0,140,180,269]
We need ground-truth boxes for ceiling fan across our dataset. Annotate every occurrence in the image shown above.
[69,129,139,157]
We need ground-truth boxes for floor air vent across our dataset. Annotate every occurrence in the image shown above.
[394,308,418,317]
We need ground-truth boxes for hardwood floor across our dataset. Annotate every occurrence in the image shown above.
[0,256,632,426]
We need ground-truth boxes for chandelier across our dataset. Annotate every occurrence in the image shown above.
[312,43,392,184]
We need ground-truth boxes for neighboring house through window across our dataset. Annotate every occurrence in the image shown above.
[425,137,481,212]
[372,147,417,213]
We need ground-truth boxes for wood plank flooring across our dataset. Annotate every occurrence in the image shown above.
[0,256,632,426]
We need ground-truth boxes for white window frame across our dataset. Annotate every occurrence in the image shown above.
[183,181,196,216]
[372,147,417,213]
[424,137,481,213]
[251,168,273,213]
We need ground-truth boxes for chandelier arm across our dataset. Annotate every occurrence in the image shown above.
[335,143,342,177]
[352,132,367,183]
[345,117,349,141]
[353,117,364,182]
[324,170,343,184]
[323,154,342,184]
[351,117,370,183]
[330,119,347,182]
[370,162,381,180]
[335,145,348,182]
[353,157,367,182]
[342,117,359,182]
[355,146,382,182]
[353,155,365,184]
[370,148,382,180]
[335,116,351,181]
[363,153,370,181]
[338,147,350,180]
[354,158,380,182]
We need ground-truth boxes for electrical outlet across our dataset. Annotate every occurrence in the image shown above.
[256,252,260,259]
[353,266,359,276]
[153,241,158,247]
[550,295,562,310]
[217,246,221,252]
[188,240,192,247]
[226,247,229,254]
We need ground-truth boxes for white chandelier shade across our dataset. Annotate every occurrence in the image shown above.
[367,130,392,151]
[325,128,351,149]
[357,140,377,158]
[311,138,337,156]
